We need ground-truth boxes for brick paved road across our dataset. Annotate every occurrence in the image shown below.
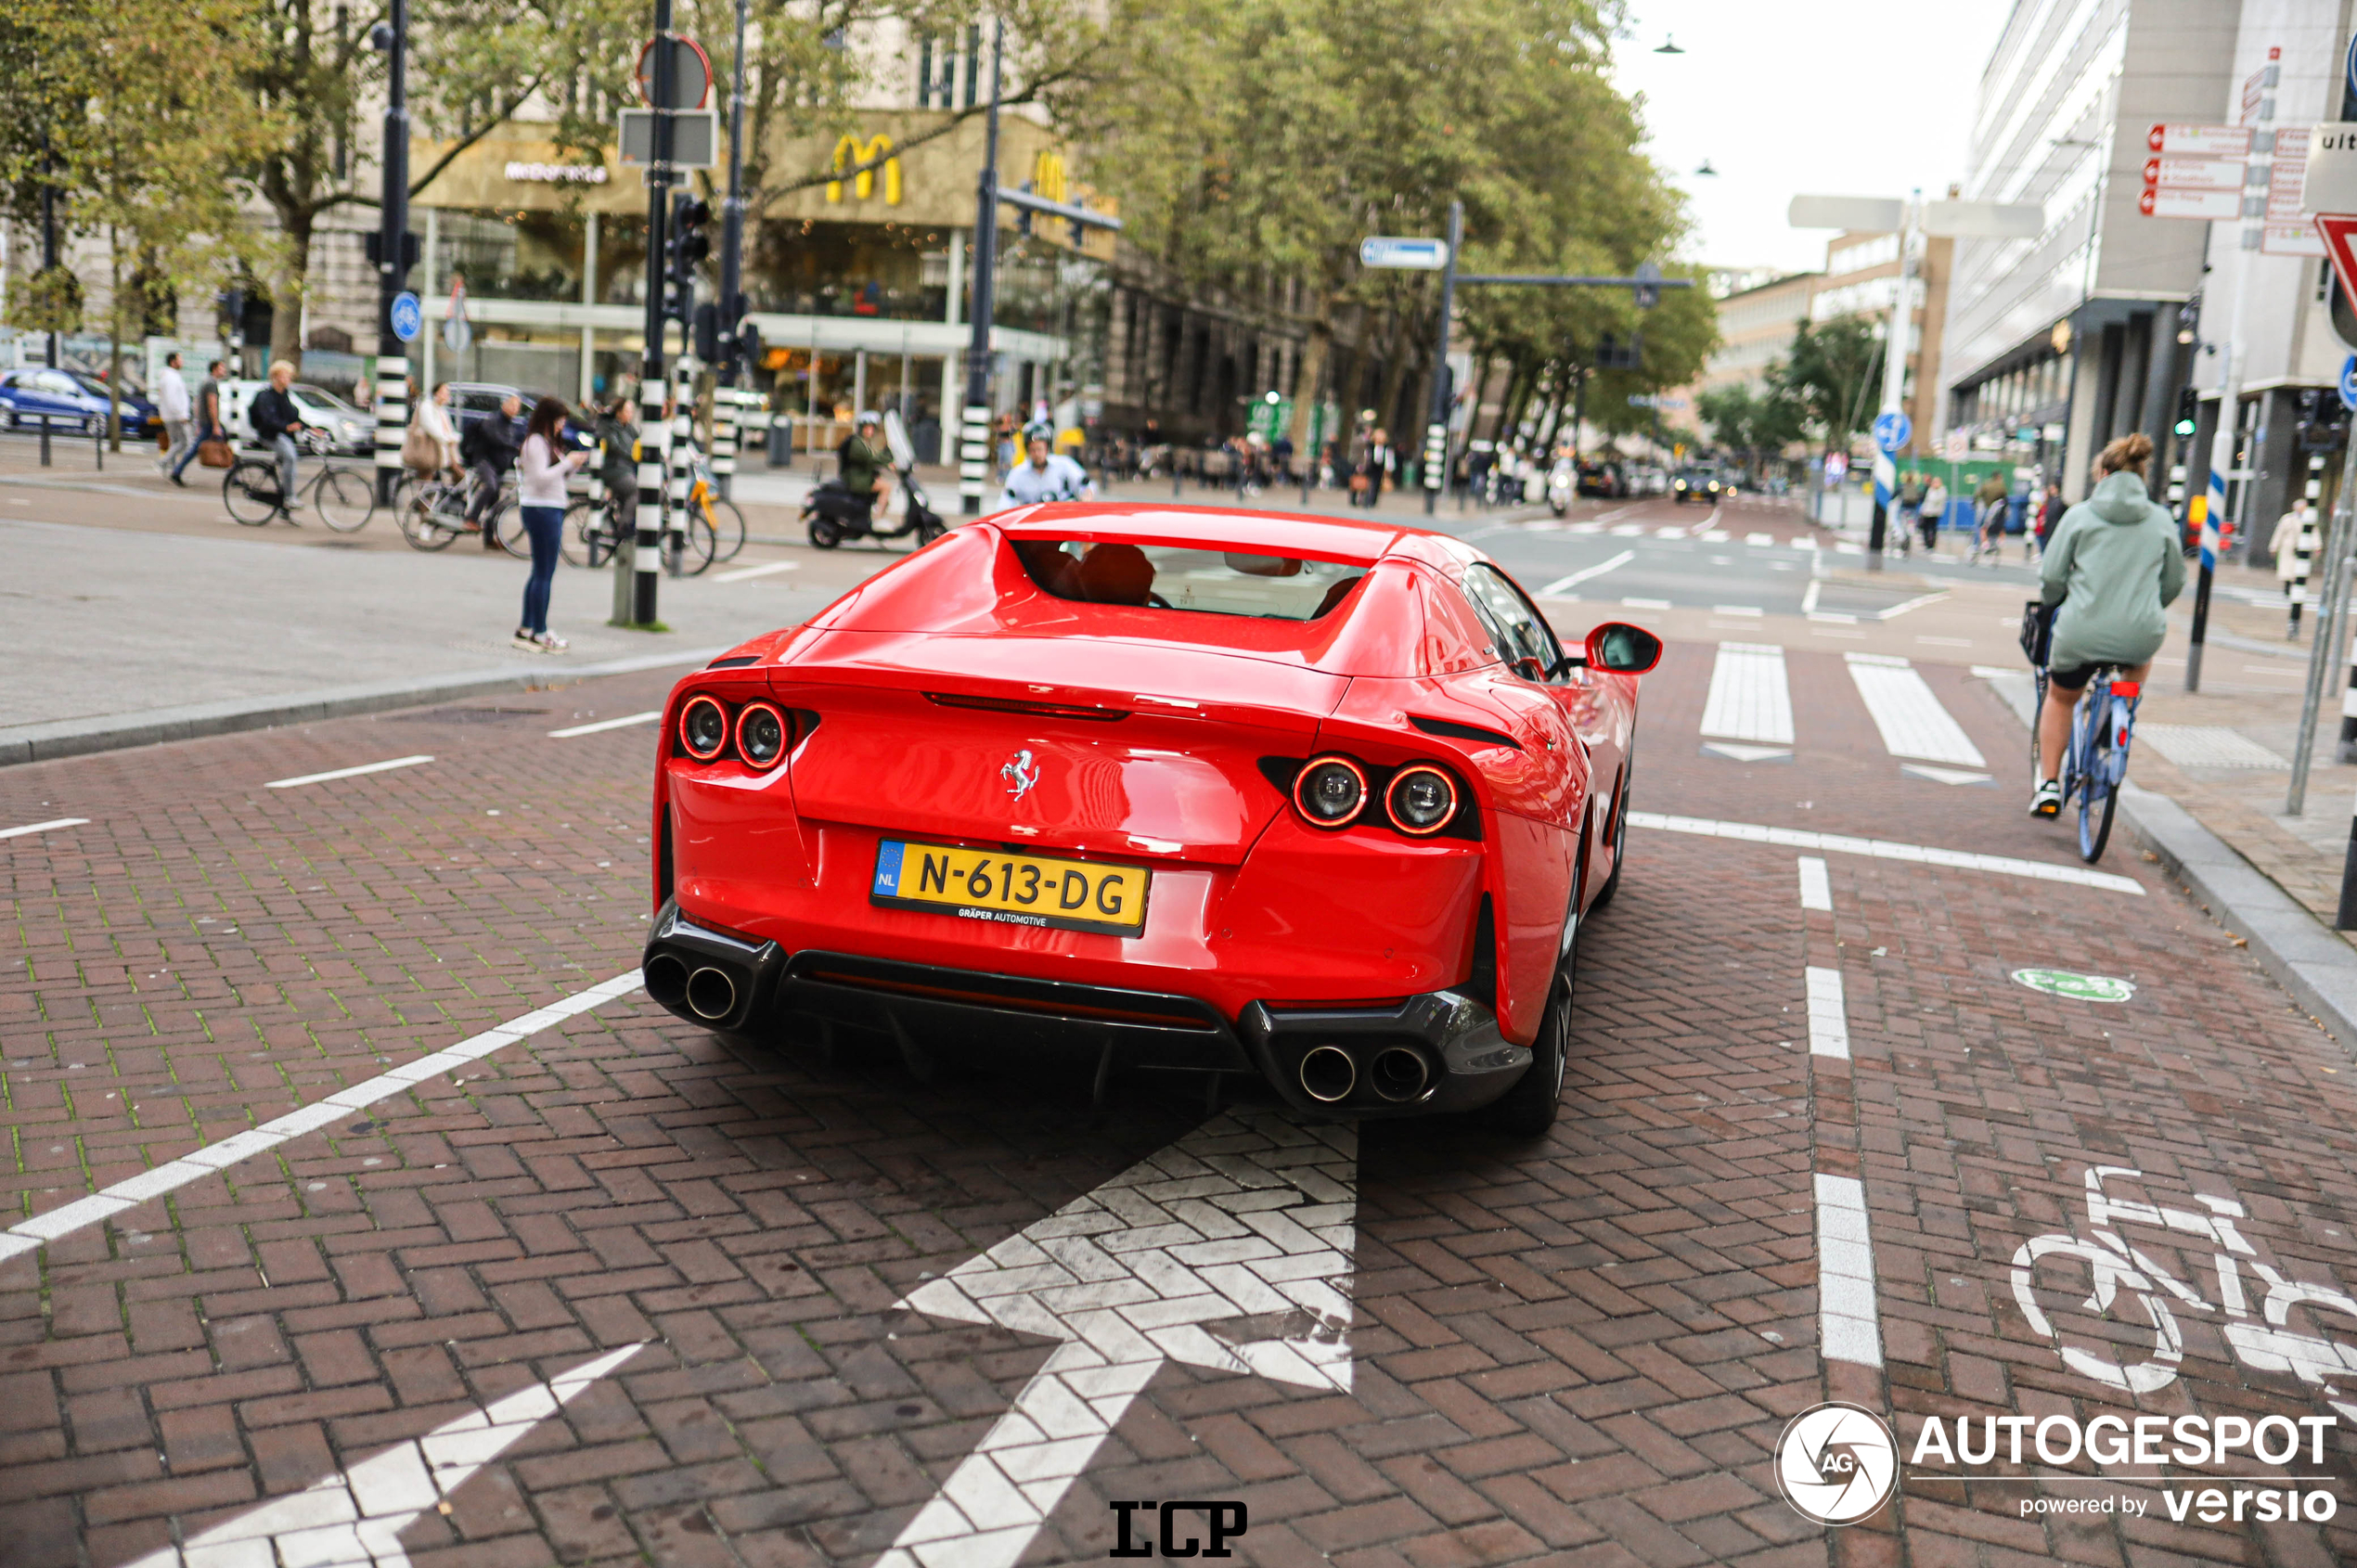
[5,589,2357,1564]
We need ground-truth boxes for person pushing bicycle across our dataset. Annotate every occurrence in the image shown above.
[2029,432,2184,817]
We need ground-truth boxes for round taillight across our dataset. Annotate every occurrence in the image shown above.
[1385,765,1459,835]
[1293,755,1368,828]
[736,701,788,769]
[679,696,729,760]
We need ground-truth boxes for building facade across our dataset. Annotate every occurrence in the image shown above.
[1936,0,2238,503]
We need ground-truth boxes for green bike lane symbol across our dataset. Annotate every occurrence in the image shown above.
[2012,968,2135,1003]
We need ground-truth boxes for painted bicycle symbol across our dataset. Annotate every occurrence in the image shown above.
[2012,1166,2357,1420]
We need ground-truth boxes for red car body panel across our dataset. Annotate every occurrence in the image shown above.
[650,504,1643,1094]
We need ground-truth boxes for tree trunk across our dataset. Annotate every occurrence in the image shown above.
[1373,312,1414,444]
[270,206,315,371]
[1287,319,1331,454]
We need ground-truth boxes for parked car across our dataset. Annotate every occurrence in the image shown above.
[1670,468,1726,505]
[638,503,1663,1134]
[0,366,160,438]
[1575,459,1624,497]
[289,383,376,456]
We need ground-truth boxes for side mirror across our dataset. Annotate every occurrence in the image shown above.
[1584,621,1663,675]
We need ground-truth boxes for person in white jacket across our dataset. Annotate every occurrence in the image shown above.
[153,353,192,477]
[513,395,589,652]
[2270,495,2317,637]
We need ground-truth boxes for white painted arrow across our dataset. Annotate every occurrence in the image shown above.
[125,1343,645,1568]
[878,1111,1356,1568]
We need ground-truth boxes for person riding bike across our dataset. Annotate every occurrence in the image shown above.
[2029,432,2184,817]
[836,411,894,522]
[994,422,1095,511]
[250,361,312,516]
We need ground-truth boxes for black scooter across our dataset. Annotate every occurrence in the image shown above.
[803,411,947,549]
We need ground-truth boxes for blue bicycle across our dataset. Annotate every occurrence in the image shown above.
[2038,663,2141,863]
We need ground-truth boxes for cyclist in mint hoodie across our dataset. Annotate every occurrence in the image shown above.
[2029,432,2185,817]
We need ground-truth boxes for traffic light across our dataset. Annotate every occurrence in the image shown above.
[693,301,719,365]
[1596,333,1642,370]
[666,194,711,322]
[736,319,765,377]
[2297,386,2350,452]
[2173,387,2198,439]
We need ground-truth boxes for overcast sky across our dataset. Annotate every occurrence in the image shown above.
[1612,0,2015,275]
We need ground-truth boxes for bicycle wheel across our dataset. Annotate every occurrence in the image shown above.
[2011,1234,2183,1394]
[704,496,747,561]
[223,460,281,526]
[2079,775,2118,863]
[664,516,717,576]
[493,501,531,559]
[314,468,375,533]
[562,497,602,568]
[398,489,460,552]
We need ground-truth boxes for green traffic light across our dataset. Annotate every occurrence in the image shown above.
[2173,418,2196,436]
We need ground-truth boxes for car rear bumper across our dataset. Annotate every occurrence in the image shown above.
[640,900,1530,1117]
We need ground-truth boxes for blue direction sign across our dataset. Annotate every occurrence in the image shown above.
[1872,410,1913,454]
[2339,353,2357,413]
[389,290,423,343]
[1359,237,1450,271]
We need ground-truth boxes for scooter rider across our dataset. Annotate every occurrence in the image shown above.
[837,412,893,523]
[994,421,1095,510]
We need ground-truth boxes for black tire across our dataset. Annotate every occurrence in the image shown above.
[1487,842,1583,1137]
[314,468,374,532]
[492,500,530,559]
[809,515,844,549]
[223,460,280,526]
[2079,778,2118,863]
[561,497,603,568]
[706,497,747,561]
[398,487,460,551]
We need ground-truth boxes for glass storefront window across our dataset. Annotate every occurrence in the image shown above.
[753,220,949,320]
[434,211,586,303]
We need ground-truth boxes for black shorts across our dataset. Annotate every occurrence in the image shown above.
[2048,662,2132,692]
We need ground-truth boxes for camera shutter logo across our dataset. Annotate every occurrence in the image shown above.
[1774,1402,1899,1524]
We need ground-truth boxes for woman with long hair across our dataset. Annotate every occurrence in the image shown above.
[513,395,588,652]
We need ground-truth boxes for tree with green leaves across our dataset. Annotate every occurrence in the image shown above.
[1697,379,1807,475]
[1,0,277,443]
[1080,0,1688,456]
[1773,313,1882,456]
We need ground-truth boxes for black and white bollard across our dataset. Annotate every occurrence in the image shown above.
[2292,454,2324,638]
[372,355,408,505]
[634,375,666,623]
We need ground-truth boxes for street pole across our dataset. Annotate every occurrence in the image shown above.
[634,2,676,627]
[370,0,412,505]
[2188,96,2272,692]
[1866,191,1918,573]
[2287,436,2357,814]
[1422,199,1462,516]
[715,0,749,390]
[958,19,1005,517]
[40,136,57,469]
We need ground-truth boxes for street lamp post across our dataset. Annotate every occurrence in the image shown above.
[715,0,750,390]
[369,0,413,505]
[1421,200,1462,516]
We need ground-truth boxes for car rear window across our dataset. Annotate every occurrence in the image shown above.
[1011,539,1365,621]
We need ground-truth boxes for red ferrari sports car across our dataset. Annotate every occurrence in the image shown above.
[640,503,1658,1132]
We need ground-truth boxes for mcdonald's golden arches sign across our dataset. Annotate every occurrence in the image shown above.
[827,134,902,205]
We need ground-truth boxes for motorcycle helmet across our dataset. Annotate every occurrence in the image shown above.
[856,409,882,429]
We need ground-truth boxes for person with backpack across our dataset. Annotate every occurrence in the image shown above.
[460,392,523,548]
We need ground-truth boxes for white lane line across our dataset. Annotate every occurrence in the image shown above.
[1610,522,1647,536]
[711,559,801,583]
[1701,642,1795,745]
[1620,597,1671,610]
[1874,591,1948,621]
[1629,811,2144,894]
[1711,604,1763,617]
[0,816,88,842]
[549,710,663,739]
[1746,532,1774,546]
[1797,855,1832,911]
[1701,529,1731,542]
[1806,966,1849,1059]
[1539,549,1636,596]
[0,969,644,1266]
[883,1112,1353,1568]
[1593,502,1645,523]
[1844,653,1986,767]
[1815,1174,1885,1368]
[1799,581,1822,617]
[264,754,435,790]
[122,1343,646,1568]
[1655,525,1688,539]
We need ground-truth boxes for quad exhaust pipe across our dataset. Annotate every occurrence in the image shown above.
[686,966,739,1022]
[644,954,690,1009]
[1369,1047,1430,1103]
[1298,1045,1357,1103]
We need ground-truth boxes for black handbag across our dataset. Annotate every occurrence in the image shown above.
[2019,598,2054,665]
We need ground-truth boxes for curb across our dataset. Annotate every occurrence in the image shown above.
[0,646,729,770]
[1982,670,2357,1053]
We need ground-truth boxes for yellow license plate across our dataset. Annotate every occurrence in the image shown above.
[871,840,1150,937]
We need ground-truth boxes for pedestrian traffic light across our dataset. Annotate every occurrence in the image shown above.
[736,320,765,378]
[693,301,720,365]
[2173,387,2198,439]
[2296,386,2350,452]
[666,194,712,322]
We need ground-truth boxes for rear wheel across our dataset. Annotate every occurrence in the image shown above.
[561,497,603,567]
[223,459,280,526]
[705,496,747,561]
[809,514,844,549]
[398,487,460,551]
[1487,844,1583,1137]
[2079,775,2118,863]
